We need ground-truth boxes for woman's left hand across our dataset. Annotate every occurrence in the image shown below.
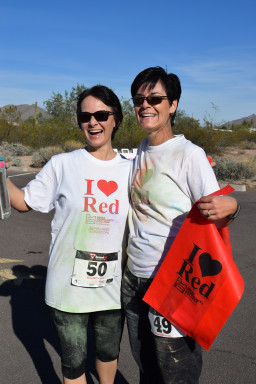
[197,195,238,226]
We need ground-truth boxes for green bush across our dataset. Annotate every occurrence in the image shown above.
[214,156,256,181]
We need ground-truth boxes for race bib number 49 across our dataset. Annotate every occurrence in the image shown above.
[72,250,118,288]
[148,307,186,338]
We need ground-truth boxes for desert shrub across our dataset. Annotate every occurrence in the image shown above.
[0,150,12,162]
[214,156,255,181]
[11,143,32,156]
[0,143,12,161]
[0,142,32,157]
[12,157,23,167]
[31,152,44,168]
[31,146,63,167]
[62,140,84,152]
[230,130,256,146]
[239,141,256,150]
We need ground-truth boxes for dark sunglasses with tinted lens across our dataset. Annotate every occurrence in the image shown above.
[78,110,115,123]
[132,95,169,107]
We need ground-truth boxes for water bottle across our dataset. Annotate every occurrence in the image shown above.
[0,156,11,220]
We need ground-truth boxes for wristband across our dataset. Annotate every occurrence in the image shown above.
[228,203,241,220]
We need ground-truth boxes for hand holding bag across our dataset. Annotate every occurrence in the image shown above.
[143,185,244,350]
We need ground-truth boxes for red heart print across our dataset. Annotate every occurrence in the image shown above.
[97,180,118,197]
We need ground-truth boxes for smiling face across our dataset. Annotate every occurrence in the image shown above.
[80,95,116,153]
[134,80,177,145]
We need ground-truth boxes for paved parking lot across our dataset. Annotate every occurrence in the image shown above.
[0,171,255,383]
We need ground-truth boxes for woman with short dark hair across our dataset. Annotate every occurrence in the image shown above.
[122,66,239,384]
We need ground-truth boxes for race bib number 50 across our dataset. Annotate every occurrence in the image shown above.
[72,250,118,288]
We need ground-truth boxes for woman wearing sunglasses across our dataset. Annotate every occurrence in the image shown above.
[7,85,131,384]
[121,66,239,384]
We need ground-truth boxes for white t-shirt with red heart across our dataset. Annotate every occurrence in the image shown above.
[23,148,131,313]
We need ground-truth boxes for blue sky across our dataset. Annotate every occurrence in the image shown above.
[1,0,255,124]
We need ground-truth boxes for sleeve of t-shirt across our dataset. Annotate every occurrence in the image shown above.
[23,158,58,213]
[186,146,220,203]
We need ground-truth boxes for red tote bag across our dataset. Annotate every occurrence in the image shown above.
[143,185,244,350]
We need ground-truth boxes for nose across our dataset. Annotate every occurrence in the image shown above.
[88,115,98,125]
[141,97,150,108]
[142,99,147,106]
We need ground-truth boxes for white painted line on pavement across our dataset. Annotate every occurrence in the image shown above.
[9,172,37,178]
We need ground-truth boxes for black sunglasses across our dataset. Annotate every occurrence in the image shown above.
[78,110,115,123]
[132,95,169,107]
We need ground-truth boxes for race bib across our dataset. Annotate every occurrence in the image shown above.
[72,250,118,288]
[148,307,186,338]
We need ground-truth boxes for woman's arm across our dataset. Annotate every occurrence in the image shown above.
[6,156,57,214]
[7,178,31,212]
[197,195,239,227]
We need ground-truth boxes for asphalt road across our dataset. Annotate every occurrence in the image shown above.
[0,170,255,383]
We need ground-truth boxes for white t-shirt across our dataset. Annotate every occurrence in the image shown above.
[24,148,131,313]
[128,135,220,279]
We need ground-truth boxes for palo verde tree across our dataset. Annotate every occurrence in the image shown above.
[0,105,22,143]
[44,83,87,129]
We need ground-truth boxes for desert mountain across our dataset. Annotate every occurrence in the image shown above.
[0,104,49,120]
[224,114,256,127]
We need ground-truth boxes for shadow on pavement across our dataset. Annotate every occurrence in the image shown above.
[0,265,61,384]
[0,264,129,384]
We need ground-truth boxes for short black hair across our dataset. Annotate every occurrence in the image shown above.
[131,66,181,126]
[77,85,123,139]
